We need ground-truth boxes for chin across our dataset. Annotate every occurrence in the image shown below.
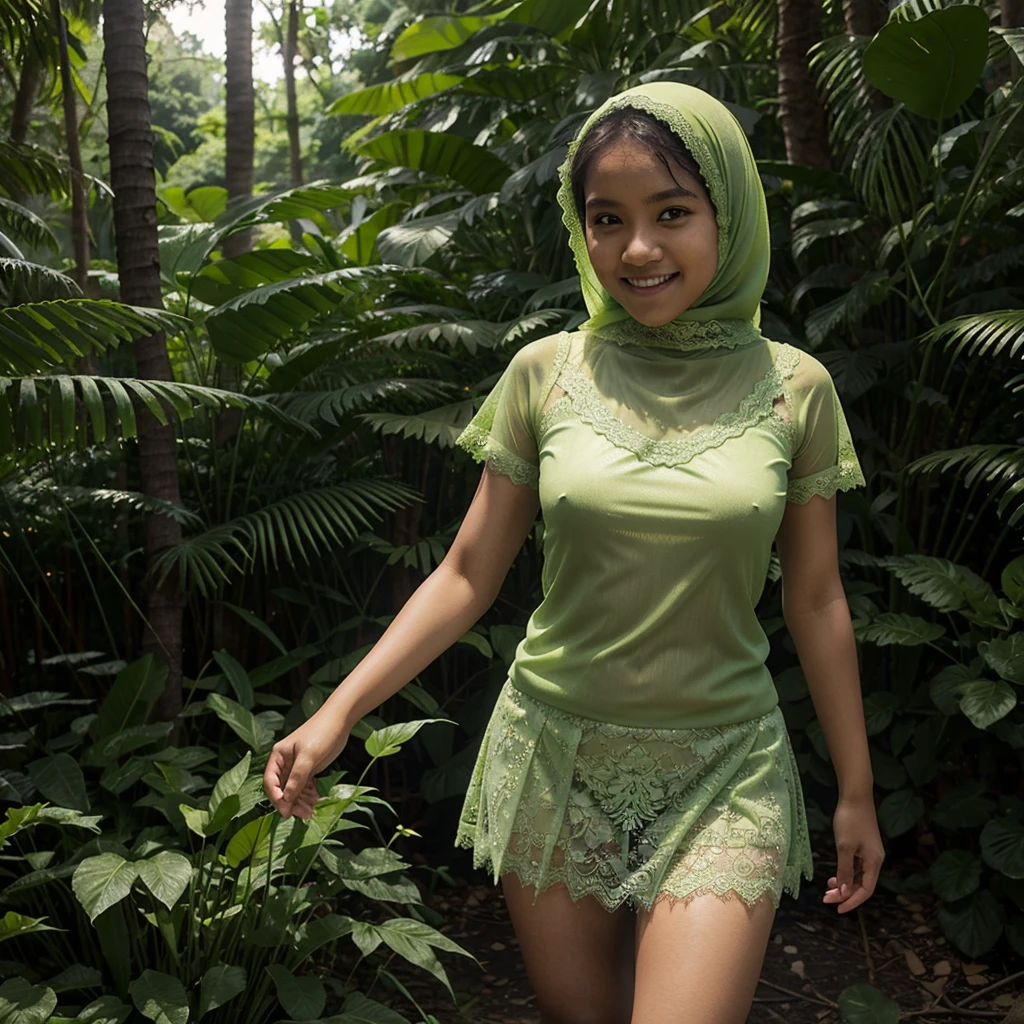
[623,303,694,328]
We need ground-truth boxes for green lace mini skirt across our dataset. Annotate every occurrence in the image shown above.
[455,679,815,913]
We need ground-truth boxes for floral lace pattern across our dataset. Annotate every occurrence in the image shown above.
[552,343,801,469]
[456,680,814,913]
[591,317,764,353]
[458,427,539,489]
[786,443,865,503]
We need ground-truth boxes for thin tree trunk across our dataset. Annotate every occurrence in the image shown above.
[224,0,254,258]
[777,0,832,170]
[103,0,184,720]
[52,0,91,295]
[285,0,303,187]
[10,55,41,145]
[843,0,885,37]
[1003,0,1024,79]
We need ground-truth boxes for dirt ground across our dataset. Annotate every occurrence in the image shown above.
[370,858,1024,1024]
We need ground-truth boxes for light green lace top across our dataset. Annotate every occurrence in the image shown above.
[455,80,866,731]
[455,324,866,729]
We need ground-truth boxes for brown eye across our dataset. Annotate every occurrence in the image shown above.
[659,207,688,221]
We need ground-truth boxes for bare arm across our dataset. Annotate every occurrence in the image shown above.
[323,466,540,732]
[775,494,871,799]
[775,493,884,912]
[264,466,541,817]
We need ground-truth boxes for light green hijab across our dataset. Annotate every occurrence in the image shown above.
[555,83,770,347]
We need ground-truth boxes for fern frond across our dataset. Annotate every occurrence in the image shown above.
[152,479,422,595]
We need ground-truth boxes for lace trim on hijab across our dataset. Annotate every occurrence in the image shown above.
[553,342,802,468]
[556,93,732,267]
[592,317,763,353]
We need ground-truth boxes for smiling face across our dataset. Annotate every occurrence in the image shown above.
[582,138,719,327]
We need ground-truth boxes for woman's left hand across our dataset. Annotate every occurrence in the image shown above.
[823,795,886,914]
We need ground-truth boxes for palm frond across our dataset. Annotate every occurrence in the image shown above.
[152,479,423,596]
[272,379,456,426]
[0,375,315,455]
[361,399,478,448]
[924,311,1024,362]
[905,444,1024,526]
[0,259,81,306]
[0,300,188,375]
[0,480,203,529]
[0,199,59,253]
[0,141,68,199]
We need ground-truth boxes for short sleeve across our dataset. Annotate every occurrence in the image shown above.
[455,343,543,489]
[786,353,866,504]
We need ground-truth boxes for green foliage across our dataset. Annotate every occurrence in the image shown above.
[0,656,466,1024]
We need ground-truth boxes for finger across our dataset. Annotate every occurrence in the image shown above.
[836,846,856,897]
[263,748,288,804]
[837,885,871,913]
[281,755,314,810]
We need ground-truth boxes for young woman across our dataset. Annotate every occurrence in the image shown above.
[264,82,886,1024]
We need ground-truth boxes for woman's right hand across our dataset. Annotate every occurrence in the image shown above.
[263,713,350,820]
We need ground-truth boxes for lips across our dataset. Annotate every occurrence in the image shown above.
[622,271,679,293]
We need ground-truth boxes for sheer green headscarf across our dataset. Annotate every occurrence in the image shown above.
[555,83,770,345]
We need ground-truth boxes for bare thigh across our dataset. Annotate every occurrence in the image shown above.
[501,872,635,1024]
[631,891,777,1024]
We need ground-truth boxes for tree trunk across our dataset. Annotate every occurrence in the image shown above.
[224,0,254,258]
[284,0,303,188]
[52,0,91,295]
[843,0,885,37]
[1003,0,1024,79]
[10,55,41,145]
[777,0,832,170]
[103,0,184,720]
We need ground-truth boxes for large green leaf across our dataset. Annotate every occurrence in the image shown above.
[0,977,57,1024]
[26,754,89,812]
[0,300,188,375]
[863,5,989,119]
[328,74,464,116]
[980,816,1024,878]
[128,971,189,1024]
[836,984,900,1024]
[72,994,132,1023]
[197,965,246,1019]
[887,555,993,612]
[136,852,192,911]
[877,788,925,837]
[265,965,326,1022]
[390,14,501,62]
[503,0,593,37]
[936,890,1004,957]
[72,854,140,922]
[853,613,945,646]
[93,655,166,739]
[354,131,511,195]
[958,679,1016,730]
[929,849,982,902]
[187,250,318,306]
[980,633,1024,684]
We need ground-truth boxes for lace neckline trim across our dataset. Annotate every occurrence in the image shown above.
[590,318,764,353]
[546,336,802,469]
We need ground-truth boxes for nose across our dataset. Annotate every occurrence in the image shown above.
[621,226,662,266]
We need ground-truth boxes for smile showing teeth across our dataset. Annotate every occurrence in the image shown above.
[625,273,676,288]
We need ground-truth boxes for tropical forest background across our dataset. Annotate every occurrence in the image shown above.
[1,0,1024,1021]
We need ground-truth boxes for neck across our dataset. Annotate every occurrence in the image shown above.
[588,317,764,353]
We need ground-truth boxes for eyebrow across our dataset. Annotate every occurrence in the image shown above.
[585,185,698,211]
